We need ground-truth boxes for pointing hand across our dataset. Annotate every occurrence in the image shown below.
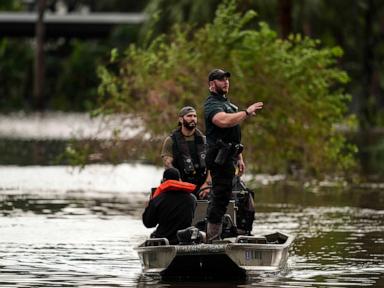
[246,102,263,116]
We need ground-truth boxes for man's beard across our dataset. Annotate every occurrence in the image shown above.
[216,86,228,95]
[183,119,196,130]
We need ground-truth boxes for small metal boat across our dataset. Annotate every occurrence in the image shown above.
[135,199,294,280]
[135,231,294,280]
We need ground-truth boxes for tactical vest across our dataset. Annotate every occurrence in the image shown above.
[171,128,207,187]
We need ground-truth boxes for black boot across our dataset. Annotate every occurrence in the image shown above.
[206,222,222,243]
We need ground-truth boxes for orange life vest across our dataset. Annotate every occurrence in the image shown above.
[151,180,196,199]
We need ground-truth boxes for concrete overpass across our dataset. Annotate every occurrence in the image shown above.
[0,12,147,38]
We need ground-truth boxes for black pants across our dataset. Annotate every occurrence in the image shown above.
[206,146,236,224]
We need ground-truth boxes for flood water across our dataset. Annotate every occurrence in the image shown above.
[0,113,383,287]
[0,164,383,288]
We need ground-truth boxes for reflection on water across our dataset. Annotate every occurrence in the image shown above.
[0,166,383,287]
[0,216,146,287]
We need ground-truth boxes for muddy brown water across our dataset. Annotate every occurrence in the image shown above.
[0,167,383,288]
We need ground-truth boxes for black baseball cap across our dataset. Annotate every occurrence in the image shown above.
[208,69,231,81]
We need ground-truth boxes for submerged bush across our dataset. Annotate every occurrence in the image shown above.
[95,0,357,178]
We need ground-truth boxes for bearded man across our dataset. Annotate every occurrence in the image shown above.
[161,106,211,199]
[203,69,263,241]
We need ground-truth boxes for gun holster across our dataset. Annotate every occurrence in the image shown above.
[233,143,244,157]
[214,140,244,165]
[214,143,231,165]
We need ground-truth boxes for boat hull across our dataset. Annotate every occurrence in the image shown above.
[135,232,294,280]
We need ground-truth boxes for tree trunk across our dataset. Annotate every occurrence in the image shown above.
[34,0,46,111]
[278,0,292,39]
[361,0,375,129]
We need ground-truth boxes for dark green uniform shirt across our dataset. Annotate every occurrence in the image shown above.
[204,92,241,145]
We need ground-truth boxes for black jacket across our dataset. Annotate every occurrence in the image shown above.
[142,190,196,244]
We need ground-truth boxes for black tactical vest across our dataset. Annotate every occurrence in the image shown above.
[171,128,207,187]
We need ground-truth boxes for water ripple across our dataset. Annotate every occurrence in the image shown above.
[1,185,383,287]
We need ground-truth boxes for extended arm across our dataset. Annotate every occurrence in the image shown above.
[212,102,263,128]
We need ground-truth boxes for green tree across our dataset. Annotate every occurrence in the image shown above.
[0,0,22,10]
[0,0,148,112]
[141,0,384,130]
[48,40,107,111]
[251,0,384,129]
[0,0,33,111]
[0,39,33,111]
[96,0,356,178]
[141,0,222,40]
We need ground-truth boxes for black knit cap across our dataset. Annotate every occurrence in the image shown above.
[208,69,231,81]
[163,167,181,181]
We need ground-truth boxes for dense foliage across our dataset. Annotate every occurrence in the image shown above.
[141,0,384,129]
[96,0,356,178]
[0,0,146,111]
[1,0,383,132]
[0,38,33,111]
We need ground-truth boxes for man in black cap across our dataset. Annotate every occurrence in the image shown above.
[161,106,211,199]
[204,68,263,241]
[142,167,197,244]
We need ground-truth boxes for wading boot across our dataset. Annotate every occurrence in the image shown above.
[206,222,222,243]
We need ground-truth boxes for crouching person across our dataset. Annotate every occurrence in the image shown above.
[142,168,197,244]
